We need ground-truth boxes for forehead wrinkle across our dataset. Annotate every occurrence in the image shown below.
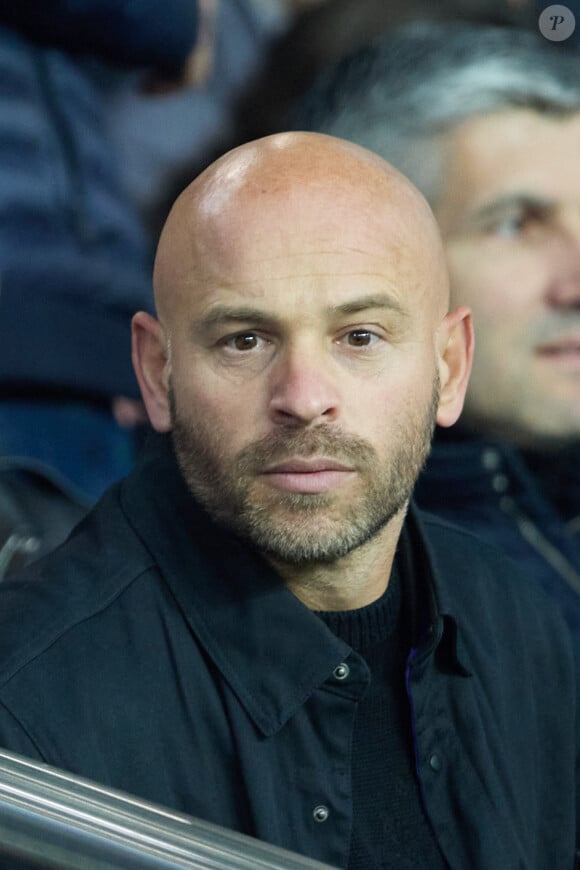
[189,237,418,290]
[240,247,384,263]
[203,230,421,277]
[212,271,409,284]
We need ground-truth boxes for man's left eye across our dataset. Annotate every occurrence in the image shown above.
[345,330,379,347]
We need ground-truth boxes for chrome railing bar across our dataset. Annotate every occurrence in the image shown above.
[0,750,336,870]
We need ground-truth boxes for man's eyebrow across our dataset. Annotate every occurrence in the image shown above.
[468,193,553,225]
[198,306,275,329]
[329,293,408,318]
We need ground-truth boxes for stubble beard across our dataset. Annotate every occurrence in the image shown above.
[170,381,439,566]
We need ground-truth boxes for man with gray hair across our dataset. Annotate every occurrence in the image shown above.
[299,21,580,655]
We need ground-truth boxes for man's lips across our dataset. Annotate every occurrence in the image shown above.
[261,458,356,494]
[264,458,354,474]
[536,336,580,367]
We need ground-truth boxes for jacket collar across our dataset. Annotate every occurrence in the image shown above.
[121,435,469,736]
[402,507,472,677]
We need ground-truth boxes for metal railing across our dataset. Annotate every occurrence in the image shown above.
[0,750,336,869]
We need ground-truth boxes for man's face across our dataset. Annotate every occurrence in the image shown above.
[435,110,580,449]
[166,181,443,564]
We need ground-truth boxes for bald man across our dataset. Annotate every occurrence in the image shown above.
[0,133,576,869]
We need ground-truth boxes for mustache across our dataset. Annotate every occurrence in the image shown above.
[529,315,580,345]
[235,428,377,474]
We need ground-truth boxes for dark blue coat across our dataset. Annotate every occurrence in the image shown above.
[0,436,576,869]
[0,1,198,399]
[415,434,580,662]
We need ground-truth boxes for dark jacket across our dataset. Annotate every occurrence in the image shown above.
[0,436,576,869]
[0,457,87,582]
[415,434,580,660]
[0,1,198,399]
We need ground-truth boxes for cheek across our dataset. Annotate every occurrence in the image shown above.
[172,364,266,455]
[353,360,437,435]
[447,242,541,324]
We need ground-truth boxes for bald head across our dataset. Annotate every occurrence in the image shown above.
[153,132,449,326]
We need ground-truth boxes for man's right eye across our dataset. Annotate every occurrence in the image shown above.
[492,215,525,238]
[225,333,261,351]
[488,208,543,239]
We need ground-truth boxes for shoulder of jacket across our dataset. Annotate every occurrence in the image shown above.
[417,509,575,680]
[416,507,564,619]
[0,483,157,690]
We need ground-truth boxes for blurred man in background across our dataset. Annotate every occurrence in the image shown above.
[0,1,216,577]
[299,21,580,654]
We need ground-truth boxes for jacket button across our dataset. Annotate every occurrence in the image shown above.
[429,753,442,772]
[481,448,500,471]
[492,473,509,494]
[333,663,350,680]
[21,536,40,554]
[313,805,329,822]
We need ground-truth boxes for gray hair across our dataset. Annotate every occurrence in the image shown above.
[297,21,580,205]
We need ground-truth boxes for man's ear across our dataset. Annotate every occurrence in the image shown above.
[435,306,474,428]
[131,311,172,432]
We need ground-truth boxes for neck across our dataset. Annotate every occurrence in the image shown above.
[267,506,407,611]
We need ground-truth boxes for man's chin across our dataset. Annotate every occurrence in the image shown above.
[228,497,397,566]
[245,529,367,566]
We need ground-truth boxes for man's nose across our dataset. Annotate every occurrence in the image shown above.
[545,207,580,308]
[268,343,341,426]
[546,273,580,308]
